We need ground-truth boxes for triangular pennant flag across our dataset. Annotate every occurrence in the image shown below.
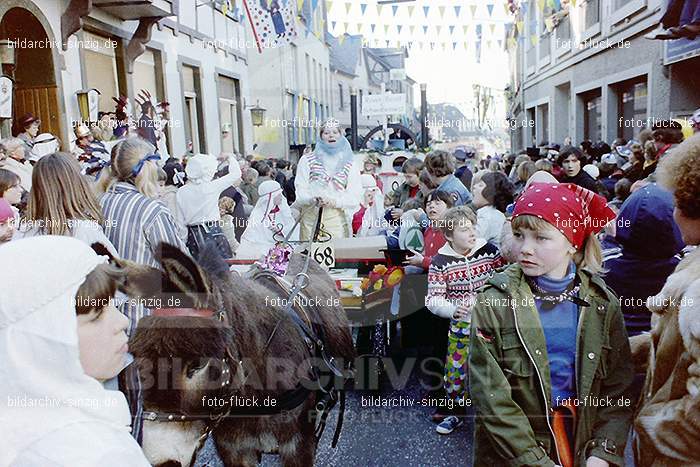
[489,23,496,34]
[377,4,383,15]
[430,42,435,50]
[392,5,399,16]
[570,0,577,6]
[384,24,390,35]
[470,5,477,17]
[343,22,349,32]
[449,25,455,35]
[441,42,446,51]
[452,42,457,50]
[298,0,304,12]
[423,25,429,35]
[498,39,503,48]
[516,21,524,34]
[397,24,402,34]
[487,3,494,16]
[386,39,391,47]
[454,5,461,17]
[345,1,351,14]
[438,6,446,18]
[464,41,469,50]
[436,25,442,35]
[360,3,367,15]
[409,25,415,35]
[537,0,545,11]
[545,17,555,32]
[267,0,273,8]
[423,6,430,18]
[331,20,336,30]
[370,23,376,33]
[463,25,469,35]
[408,5,415,17]
[476,24,482,36]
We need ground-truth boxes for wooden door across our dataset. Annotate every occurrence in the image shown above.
[14,84,62,138]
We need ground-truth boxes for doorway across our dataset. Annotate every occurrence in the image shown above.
[0,7,62,140]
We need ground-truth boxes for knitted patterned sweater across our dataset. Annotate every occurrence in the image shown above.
[426,239,505,320]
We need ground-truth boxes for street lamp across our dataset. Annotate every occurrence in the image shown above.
[247,100,266,127]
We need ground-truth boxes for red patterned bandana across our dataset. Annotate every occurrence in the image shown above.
[512,182,616,248]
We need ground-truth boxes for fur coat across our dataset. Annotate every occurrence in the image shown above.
[631,246,700,466]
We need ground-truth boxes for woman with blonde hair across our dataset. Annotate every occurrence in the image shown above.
[16,153,117,256]
[96,137,186,443]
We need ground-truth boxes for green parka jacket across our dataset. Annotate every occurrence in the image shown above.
[469,264,635,467]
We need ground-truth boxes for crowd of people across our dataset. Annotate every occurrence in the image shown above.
[1,108,699,466]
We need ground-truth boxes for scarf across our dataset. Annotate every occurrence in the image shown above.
[309,138,354,190]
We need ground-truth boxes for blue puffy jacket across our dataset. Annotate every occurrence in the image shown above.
[602,184,685,336]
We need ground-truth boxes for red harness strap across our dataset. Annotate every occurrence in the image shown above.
[152,308,214,318]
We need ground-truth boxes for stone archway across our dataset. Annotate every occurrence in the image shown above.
[0,3,66,145]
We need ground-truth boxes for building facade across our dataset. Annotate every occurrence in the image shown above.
[507,0,700,152]
[0,0,254,158]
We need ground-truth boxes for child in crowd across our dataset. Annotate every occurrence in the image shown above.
[426,206,504,435]
[0,168,22,218]
[0,198,15,243]
[471,171,515,248]
[0,236,149,466]
[469,182,634,467]
[389,157,425,218]
[424,150,472,206]
[218,196,240,255]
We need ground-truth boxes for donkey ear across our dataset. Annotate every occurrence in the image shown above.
[91,242,115,261]
[156,243,211,297]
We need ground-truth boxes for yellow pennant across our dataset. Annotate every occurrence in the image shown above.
[345,1,351,14]
[409,25,415,35]
[377,4,383,16]
[407,5,415,17]
[463,25,469,35]
[384,24,390,35]
[326,0,332,12]
[490,23,496,34]
[470,5,477,17]
[438,6,446,18]
[537,0,546,11]
[571,0,577,6]
[297,0,304,12]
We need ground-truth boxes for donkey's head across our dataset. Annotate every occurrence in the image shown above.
[115,243,241,416]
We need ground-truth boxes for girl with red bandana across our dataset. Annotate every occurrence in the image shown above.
[469,183,635,467]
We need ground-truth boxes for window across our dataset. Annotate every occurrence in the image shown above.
[338,83,344,109]
[582,89,602,142]
[218,75,244,154]
[83,31,122,113]
[616,77,647,140]
[539,104,549,144]
[611,0,646,25]
[527,107,536,145]
[182,64,205,153]
[584,0,600,30]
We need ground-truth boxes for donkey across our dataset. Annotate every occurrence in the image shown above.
[118,243,355,467]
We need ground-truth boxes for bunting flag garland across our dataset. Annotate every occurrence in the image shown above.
[470,4,477,17]
[331,20,336,30]
[454,5,461,17]
[407,5,415,17]
[345,1,351,14]
[489,23,496,34]
[449,25,455,35]
[487,3,495,17]
[377,4,383,15]
[423,6,430,18]
[397,24,402,34]
[438,6,446,18]
[384,24,390,35]
[370,23,376,33]
[409,25,415,35]
[392,5,399,16]
[360,3,367,15]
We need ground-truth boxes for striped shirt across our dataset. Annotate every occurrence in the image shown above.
[101,181,187,270]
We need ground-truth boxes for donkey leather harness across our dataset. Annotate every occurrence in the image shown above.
[143,206,352,467]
